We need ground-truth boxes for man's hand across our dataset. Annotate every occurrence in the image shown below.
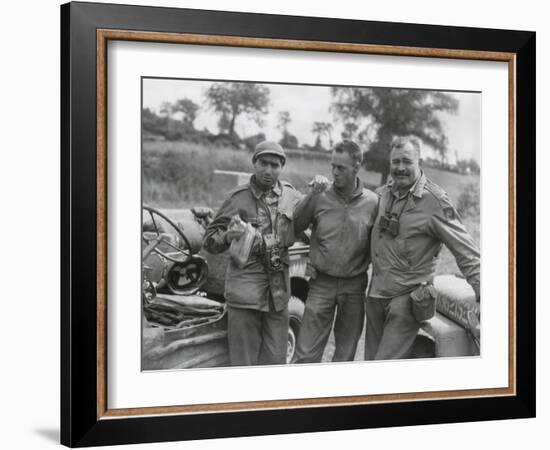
[308,175,331,194]
[226,216,246,243]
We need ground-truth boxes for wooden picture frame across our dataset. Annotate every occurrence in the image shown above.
[61,1,535,446]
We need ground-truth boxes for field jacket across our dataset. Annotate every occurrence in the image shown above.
[293,179,378,279]
[203,176,302,311]
[369,172,480,299]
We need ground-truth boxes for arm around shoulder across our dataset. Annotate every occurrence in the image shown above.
[292,191,317,235]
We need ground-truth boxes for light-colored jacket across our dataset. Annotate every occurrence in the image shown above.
[369,172,480,299]
[293,180,379,279]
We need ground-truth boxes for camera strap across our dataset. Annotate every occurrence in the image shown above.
[384,190,412,221]
[256,189,280,241]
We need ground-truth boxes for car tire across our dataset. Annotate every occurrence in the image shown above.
[287,295,305,363]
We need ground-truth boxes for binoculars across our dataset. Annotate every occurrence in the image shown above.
[379,214,400,237]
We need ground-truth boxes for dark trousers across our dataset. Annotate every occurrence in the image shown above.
[294,272,366,364]
[364,294,420,360]
[227,305,289,366]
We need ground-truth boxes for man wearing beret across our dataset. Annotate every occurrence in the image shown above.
[365,136,480,360]
[203,141,302,366]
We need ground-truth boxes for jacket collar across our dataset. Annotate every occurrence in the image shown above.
[249,175,282,200]
[332,177,364,202]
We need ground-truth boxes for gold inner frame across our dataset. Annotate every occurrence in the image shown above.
[96,29,517,420]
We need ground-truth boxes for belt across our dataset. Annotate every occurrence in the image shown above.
[315,270,367,281]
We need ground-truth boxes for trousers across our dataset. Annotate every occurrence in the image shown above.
[227,304,289,366]
[294,272,366,364]
[364,294,420,360]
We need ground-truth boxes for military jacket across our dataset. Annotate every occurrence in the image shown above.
[293,179,378,279]
[203,176,302,311]
[369,172,480,299]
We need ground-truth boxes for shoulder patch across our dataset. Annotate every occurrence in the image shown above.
[443,206,456,221]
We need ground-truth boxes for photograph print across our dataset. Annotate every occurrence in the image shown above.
[141,77,481,371]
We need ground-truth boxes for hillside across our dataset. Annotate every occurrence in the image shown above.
[143,140,478,209]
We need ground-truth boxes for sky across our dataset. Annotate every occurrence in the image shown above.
[142,78,481,163]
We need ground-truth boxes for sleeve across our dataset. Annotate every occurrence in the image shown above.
[202,196,237,254]
[292,191,317,235]
[365,194,380,267]
[277,187,306,248]
[427,195,481,300]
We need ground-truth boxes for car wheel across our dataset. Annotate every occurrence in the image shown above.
[287,295,304,363]
[286,321,298,363]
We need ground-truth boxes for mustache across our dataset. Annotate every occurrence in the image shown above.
[392,169,410,176]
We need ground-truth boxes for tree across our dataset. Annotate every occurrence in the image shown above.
[143,107,181,140]
[172,98,199,130]
[323,122,334,148]
[205,82,270,138]
[277,111,291,134]
[142,107,163,135]
[341,122,359,140]
[456,157,480,175]
[331,87,459,182]
[159,101,173,118]
[277,111,299,149]
[311,121,334,150]
[311,122,325,151]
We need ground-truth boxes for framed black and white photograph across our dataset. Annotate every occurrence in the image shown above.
[140,77,482,370]
[61,1,535,447]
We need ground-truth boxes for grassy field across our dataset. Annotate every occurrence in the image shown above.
[143,140,477,208]
[143,140,366,208]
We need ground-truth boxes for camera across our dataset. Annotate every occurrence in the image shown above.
[267,246,282,271]
[379,214,399,237]
[263,234,283,272]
